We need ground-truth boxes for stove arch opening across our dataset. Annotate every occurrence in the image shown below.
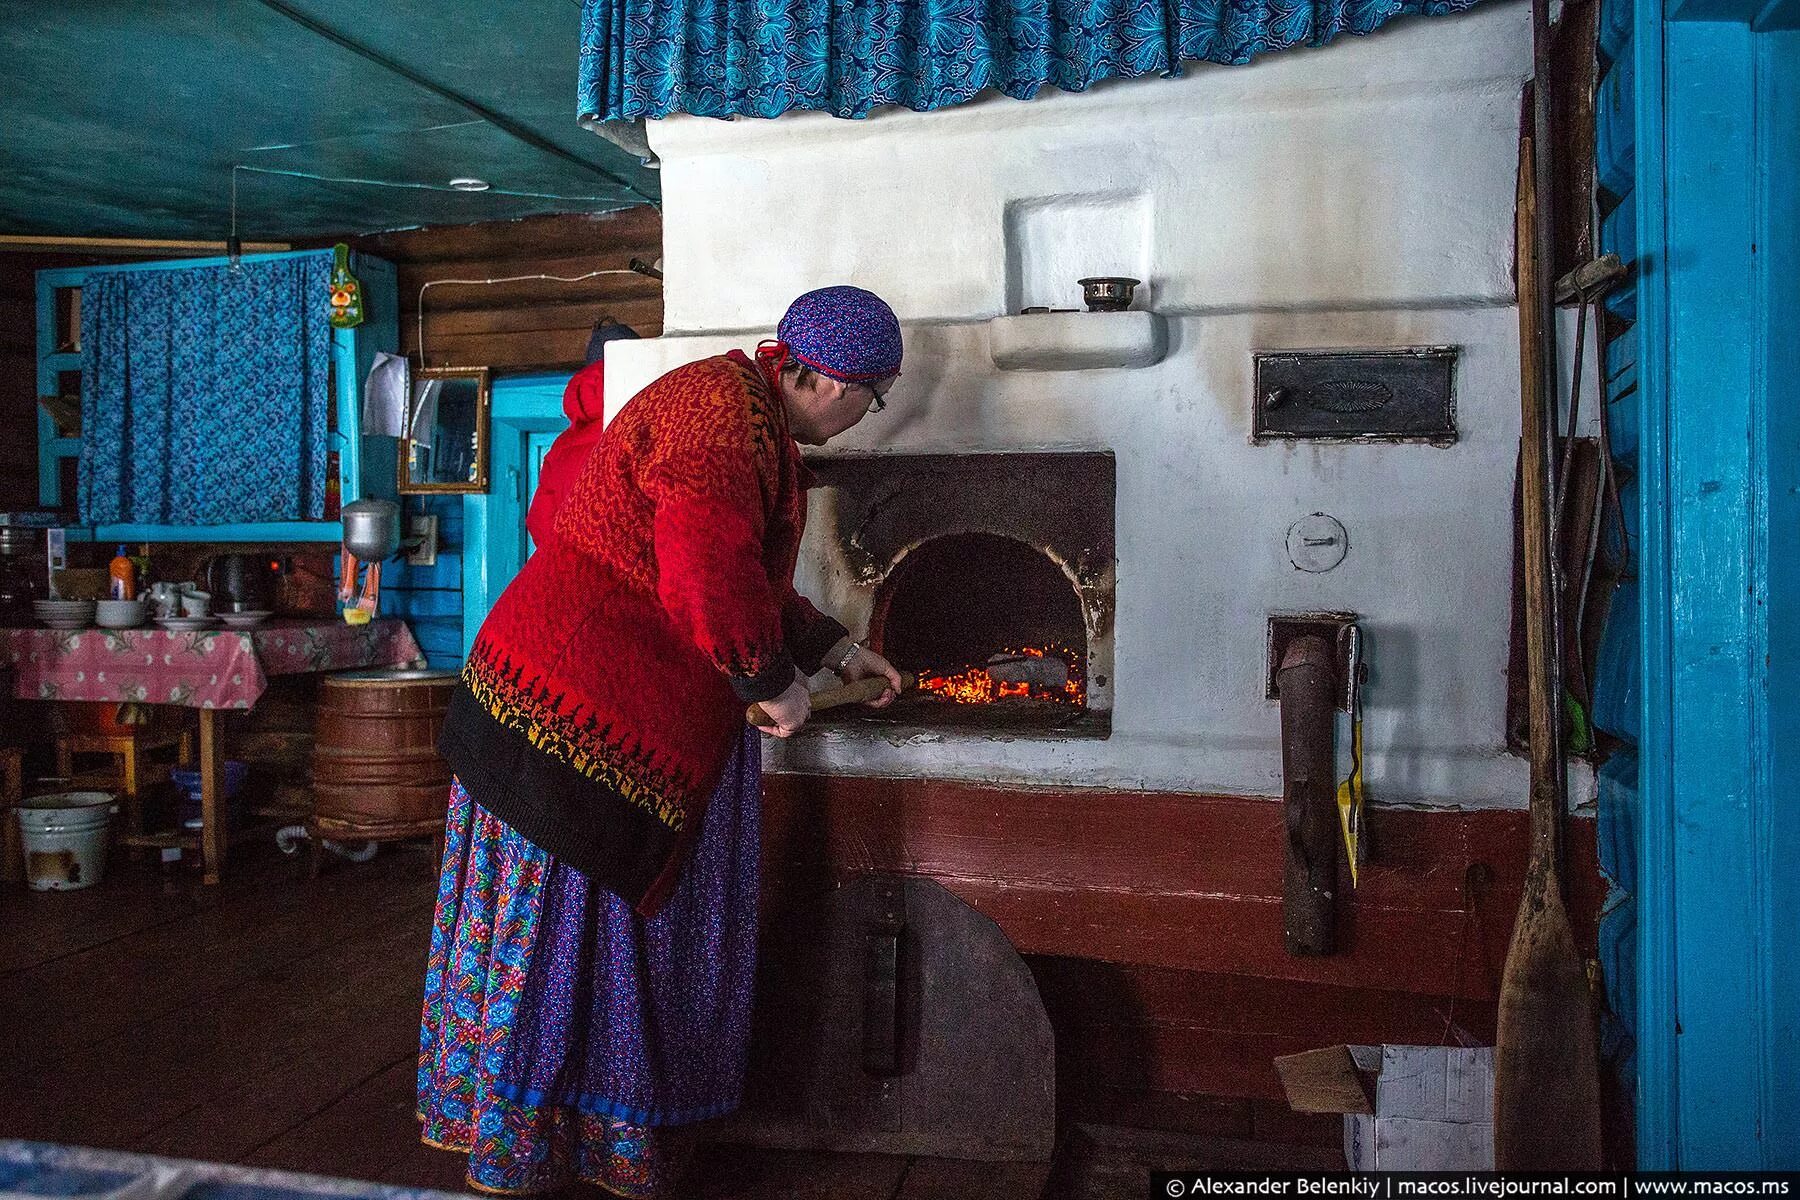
[862,531,1093,729]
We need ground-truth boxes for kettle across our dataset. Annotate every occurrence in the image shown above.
[204,553,282,614]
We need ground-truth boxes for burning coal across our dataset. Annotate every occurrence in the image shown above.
[915,645,1086,707]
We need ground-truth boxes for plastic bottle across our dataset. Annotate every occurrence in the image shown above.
[108,544,136,601]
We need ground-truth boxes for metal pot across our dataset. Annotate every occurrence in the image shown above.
[1076,276,1141,312]
[341,498,400,560]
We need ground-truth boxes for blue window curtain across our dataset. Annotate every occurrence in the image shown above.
[578,0,1486,122]
[78,253,334,526]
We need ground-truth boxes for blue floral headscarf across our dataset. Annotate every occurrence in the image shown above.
[774,286,903,382]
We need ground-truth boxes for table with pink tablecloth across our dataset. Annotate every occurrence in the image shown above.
[1,618,425,709]
[1,618,427,882]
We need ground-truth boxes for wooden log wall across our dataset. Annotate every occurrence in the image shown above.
[347,207,663,373]
[760,775,1603,1146]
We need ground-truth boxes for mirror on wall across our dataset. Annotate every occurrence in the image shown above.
[398,366,490,494]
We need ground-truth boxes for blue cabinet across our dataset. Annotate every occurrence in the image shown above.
[34,249,397,542]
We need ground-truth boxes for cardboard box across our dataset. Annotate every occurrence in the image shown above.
[1276,1044,1494,1171]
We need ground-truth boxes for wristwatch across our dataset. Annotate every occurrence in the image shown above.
[834,639,862,673]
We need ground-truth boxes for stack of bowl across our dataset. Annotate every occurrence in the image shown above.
[33,599,96,629]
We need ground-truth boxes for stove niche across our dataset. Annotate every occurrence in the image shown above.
[805,452,1114,736]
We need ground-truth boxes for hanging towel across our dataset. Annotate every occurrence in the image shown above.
[408,377,443,448]
[361,351,412,439]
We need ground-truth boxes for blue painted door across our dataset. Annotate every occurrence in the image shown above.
[1595,0,1800,1167]
[460,375,570,655]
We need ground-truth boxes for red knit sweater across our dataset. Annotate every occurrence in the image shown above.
[438,351,846,914]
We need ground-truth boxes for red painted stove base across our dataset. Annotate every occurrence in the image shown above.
[759,774,1603,1130]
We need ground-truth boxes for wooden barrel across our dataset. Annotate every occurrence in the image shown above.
[310,668,458,841]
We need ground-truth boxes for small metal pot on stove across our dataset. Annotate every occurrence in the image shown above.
[1076,276,1141,312]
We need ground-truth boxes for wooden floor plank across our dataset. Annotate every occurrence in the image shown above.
[0,849,437,1073]
[688,1144,912,1200]
[130,916,434,1163]
[0,895,433,1154]
[894,1157,1052,1200]
[0,840,294,974]
[246,1057,471,1193]
[0,800,1355,1196]
[1047,1124,1343,1199]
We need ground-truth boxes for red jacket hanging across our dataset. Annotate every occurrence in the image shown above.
[525,359,608,550]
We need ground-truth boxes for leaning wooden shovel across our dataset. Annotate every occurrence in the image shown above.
[1493,127,1603,1170]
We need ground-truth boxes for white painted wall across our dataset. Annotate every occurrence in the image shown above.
[605,0,1596,809]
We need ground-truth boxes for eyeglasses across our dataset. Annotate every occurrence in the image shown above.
[859,379,890,414]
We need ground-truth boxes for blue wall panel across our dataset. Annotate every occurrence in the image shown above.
[1754,28,1800,1165]
[1598,52,1637,197]
[383,495,466,670]
[1610,1,1800,1163]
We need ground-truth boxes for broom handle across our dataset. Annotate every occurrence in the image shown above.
[745,672,917,728]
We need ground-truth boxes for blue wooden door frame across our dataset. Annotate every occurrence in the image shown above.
[461,373,570,656]
[1629,0,1798,1166]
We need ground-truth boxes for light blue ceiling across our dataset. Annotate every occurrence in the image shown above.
[0,0,659,240]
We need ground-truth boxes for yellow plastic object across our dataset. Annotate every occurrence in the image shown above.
[1337,710,1365,887]
[342,606,372,626]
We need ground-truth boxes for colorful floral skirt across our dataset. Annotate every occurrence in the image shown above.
[418,729,761,1196]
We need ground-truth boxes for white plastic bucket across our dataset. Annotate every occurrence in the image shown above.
[17,792,115,891]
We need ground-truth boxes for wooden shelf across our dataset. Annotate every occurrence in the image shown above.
[61,521,345,544]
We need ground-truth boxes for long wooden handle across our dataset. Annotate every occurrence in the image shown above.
[745,672,917,728]
[1493,129,1602,1172]
[1515,132,1565,872]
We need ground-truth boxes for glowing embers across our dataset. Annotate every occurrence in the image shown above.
[846,532,1102,732]
[916,644,1086,708]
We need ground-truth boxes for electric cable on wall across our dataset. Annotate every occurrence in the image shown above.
[415,268,656,366]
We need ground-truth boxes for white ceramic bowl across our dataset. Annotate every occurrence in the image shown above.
[94,600,147,629]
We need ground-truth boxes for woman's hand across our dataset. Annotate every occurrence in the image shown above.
[752,673,812,738]
[837,644,905,708]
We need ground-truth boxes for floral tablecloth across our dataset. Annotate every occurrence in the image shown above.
[0,618,427,710]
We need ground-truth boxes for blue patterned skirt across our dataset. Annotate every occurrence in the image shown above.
[418,728,761,1195]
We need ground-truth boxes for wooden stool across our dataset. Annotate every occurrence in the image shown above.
[0,745,21,883]
[55,725,195,842]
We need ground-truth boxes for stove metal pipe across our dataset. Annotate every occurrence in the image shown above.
[1276,635,1339,956]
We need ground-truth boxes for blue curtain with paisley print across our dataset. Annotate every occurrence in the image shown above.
[577,0,1486,121]
[79,253,334,526]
